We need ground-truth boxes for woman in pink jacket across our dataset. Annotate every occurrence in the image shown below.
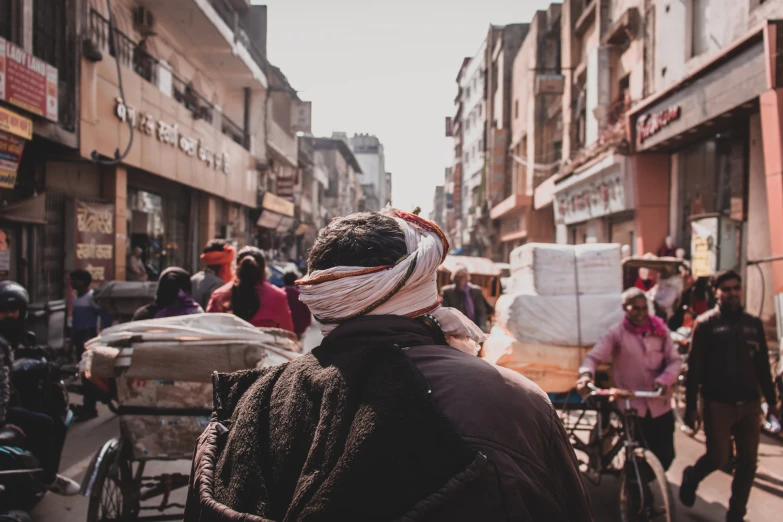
[576,287,681,470]
[206,247,294,332]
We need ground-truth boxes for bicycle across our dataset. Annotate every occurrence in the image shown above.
[570,383,675,522]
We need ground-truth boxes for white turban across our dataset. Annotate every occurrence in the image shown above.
[297,207,486,355]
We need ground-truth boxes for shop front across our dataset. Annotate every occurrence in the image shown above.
[628,22,783,329]
[553,153,637,249]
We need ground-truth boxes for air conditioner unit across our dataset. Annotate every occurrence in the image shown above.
[133,7,155,35]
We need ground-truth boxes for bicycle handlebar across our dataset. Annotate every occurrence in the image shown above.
[586,382,665,399]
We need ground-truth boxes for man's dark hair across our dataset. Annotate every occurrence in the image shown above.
[711,269,742,290]
[70,269,93,287]
[283,272,298,286]
[203,239,227,254]
[308,212,408,272]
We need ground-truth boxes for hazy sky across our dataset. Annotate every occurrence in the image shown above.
[255,0,551,216]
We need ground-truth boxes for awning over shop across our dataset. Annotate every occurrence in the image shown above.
[257,191,295,230]
[439,255,501,277]
[0,193,47,224]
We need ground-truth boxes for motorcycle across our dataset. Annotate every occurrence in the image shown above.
[0,339,74,522]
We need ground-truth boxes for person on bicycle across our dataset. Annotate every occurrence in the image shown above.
[0,281,80,495]
[577,287,681,470]
[186,210,593,522]
[680,270,778,522]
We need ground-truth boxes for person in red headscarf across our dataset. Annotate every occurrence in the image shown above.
[191,239,236,309]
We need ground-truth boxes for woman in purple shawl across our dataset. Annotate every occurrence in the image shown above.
[132,267,203,321]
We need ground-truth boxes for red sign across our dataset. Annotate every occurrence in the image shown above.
[0,130,26,189]
[0,37,58,122]
[75,200,115,284]
[636,105,681,145]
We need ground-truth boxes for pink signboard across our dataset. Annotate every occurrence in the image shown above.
[0,37,58,122]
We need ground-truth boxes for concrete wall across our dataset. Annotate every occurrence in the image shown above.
[747,112,776,325]
[654,0,783,92]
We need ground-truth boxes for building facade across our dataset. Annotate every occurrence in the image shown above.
[490,6,562,262]
[627,0,783,335]
[349,133,390,211]
[313,136,364,222]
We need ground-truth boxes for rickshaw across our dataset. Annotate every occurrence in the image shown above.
[78,314,300,522]
[436,255,503,308]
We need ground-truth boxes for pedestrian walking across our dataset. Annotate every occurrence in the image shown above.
[185,209,592,522]
[206,247,294,332]
[440,265,492,331]
[679,270,779,522]
[132,267,203,321]
[283,271,311,339]
[127,246,149,282]
[191,239,236,309]
[68,269,113,422]
[577,287,681,470]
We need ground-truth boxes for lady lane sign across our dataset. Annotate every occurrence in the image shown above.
[0,37,58,122]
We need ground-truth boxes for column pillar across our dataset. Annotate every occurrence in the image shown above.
[631,154,670,255]
[759,88,783,293]
[199,194,216,254]
[102,165,127,281]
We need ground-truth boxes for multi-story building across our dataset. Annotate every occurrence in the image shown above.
[485,7,562,262]
[349,133,391,211]
[430,185,445,230]
[313,136,364,221]
[460,41,487,253]
[445,58,471,249]
[624,0,783,334]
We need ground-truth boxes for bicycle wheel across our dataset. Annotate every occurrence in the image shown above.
[619,449,675,522]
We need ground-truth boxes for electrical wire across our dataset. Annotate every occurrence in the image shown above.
[91,0,134,165]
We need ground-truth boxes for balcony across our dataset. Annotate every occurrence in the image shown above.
[267,118,298,167]
[88,9,246,148]
[135,0,267,88]
[490,193,530,221]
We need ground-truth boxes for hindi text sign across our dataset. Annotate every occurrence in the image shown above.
[75,200,115,284]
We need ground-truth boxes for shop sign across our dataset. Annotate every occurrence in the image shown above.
[0,106,32,140]
[0,37,58,121]
[636,105,681,145]
[256,209,283,229]
[75,200,115,284]
[114,99,231,174]
[261,191,295,217]
[554,169,629,226]
[0,130,26,189]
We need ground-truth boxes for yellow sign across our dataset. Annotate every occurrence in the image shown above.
[691,236,712,277]
[262,191,295,217]
[0,106,33,140]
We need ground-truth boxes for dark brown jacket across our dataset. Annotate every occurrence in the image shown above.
[440,284,491,330]
[185,316,592,522]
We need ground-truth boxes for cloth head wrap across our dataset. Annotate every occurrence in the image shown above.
[297,207,486,355]
[201,245,236,283]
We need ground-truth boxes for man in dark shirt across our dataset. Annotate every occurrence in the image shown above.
[680,270,778,522]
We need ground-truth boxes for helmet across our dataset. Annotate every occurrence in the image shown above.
[0,281,29,319]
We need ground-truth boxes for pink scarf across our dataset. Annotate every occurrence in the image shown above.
[623,315,668,338]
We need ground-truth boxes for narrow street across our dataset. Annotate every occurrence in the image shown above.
[33,355,783,522]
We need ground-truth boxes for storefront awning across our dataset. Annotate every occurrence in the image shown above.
[0,193,47,224]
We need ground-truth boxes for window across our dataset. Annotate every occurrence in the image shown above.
[33,0,66,67]
[691,0,710,57]
[0,0,13,41]
[514,99,519,119]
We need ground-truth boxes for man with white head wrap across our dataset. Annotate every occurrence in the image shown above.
[185,209,592,522]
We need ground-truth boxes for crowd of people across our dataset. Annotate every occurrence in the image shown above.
[0,212,780,521]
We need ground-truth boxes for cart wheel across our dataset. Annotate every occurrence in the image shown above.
[619,448,675,522]
[86,443,137,522]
